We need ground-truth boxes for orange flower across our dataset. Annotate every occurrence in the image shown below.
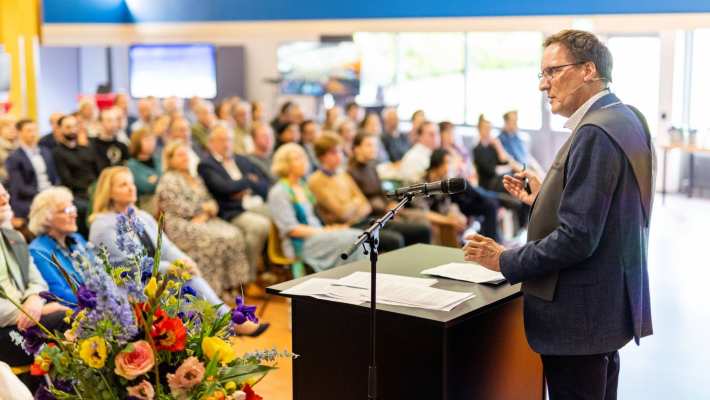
[150,309,186,352]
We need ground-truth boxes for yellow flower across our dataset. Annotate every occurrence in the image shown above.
[201,337,237,364]
[78,336,108,368]
[144,277,158,298]
[224,381,236,392]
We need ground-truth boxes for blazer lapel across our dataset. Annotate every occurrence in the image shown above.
[1,228,30,287]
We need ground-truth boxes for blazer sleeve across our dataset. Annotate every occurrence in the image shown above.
[6,154,35,199]
[29,246,76,304]
[500,126,624,284]
[197,159,251,197]
[52,148,75,190]
[238,157,271,199]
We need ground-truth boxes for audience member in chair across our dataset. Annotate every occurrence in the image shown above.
[473,114,521,192]
[38,112,63,152]
[27,187,86,305]
[399,121,440,184]
[300,119,321,170]
[166,117,203,174]
[307,133,406,252]
[359,112,390,163]
[0,183,69,393]
[267,143,365,272]
[191,101,216,152]
[6,119,59,228]
[232,101,253,155]
[348,133,432,246]
[381,107,410,162]
[246,122,276,184]
[126,128,162,215]
[92,108,129,173]
[156,142,251,296]
[198,126,271,276]
[87,167,266,335]
[52,115,98,236]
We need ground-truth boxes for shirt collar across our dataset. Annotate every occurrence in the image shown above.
[563,89,610,131]
[20,143,40,155]
[211,152,229,163]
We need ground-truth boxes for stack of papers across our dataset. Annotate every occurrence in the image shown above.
[281,272,475,311]
[421,263,506,285]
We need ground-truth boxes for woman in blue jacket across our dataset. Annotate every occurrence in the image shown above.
[27,186,88,305]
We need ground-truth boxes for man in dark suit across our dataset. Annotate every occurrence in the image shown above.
[198,125,271,278]
[464,30,655,400]
[0,183,68,393]
[6,119,60,224]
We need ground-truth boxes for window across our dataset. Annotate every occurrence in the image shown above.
[690,29,710,135]
[354,33,397,106]
[607,36,661,136]
[465,32,543,129]
[396,33,466,124]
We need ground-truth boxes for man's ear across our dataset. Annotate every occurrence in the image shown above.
[584,62,599,82]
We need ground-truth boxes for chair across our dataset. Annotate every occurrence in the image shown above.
[261,223,306,317]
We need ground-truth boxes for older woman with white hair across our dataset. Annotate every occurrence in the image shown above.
[268,143,365,271]
[28,186,88,305]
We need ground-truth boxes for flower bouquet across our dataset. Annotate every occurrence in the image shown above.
[1,211,292,399]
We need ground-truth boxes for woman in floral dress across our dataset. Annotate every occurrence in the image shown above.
[156,141,250,295]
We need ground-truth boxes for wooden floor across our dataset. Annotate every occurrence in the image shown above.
[242,194,710,399]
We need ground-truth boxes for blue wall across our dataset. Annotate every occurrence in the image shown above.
[43,0,710,23]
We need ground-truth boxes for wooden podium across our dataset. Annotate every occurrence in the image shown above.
[268,244,543,399]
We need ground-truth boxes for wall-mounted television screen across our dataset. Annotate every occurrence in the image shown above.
[277,41,360,97]
[129,44,217,98]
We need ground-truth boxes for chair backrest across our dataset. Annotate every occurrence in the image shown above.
[267,223,295,265]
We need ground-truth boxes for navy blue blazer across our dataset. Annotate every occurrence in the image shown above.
[198,153,272,221]
[500,94,653,355]
[6,147,60,218]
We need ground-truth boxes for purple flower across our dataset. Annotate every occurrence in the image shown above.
[21,326,45,355]
[52,379,73,394]
[180,285,197,298]
[34,384,55,400]
[76,286,97,309]
[231,296,258,325]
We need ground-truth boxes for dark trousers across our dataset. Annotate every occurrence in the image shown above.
[0,311,68,394]
[541,350,620,400]
[452,186,500,242]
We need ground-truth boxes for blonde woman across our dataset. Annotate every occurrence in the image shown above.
[155,142,251,294]
[267,143,365,271]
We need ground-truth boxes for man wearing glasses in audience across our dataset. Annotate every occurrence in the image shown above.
[464,30,655,400]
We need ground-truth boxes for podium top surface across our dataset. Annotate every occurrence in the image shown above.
[267,244,522,327]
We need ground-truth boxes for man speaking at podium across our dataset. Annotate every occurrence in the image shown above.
[464,30,655,400]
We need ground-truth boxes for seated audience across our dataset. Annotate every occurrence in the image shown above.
[52,115,98,236]
[275,122,300,150]
[323,106,342,131]
[216,100,235,129]
[345,101,363,125]
[439,121,475,182]
[130,98,153,134]
[27,187,86,304]
[114,93,135,136]
[381,107,410,163]
[336,120,357,162]
[38,112,63,151]
[6,119,59,225]
[499,110,544,175]
[166,116,203,174]
[198,126,271,275]
[270,101,300,135]
[162,96,183,119]
[191,101,215,152]
[0,183,68,393]
[92,108,129,173]
[76,97,100,138]
[359,112,390,163]
[300,120,321,169]
[0,115,18,184]
[399,121,440,183]
[251,101,265,124]
[232,101,253,155]
[156,142,251,294]
[246,122,276,184]
[126,128,161,214]
[411,149,472,238]
[267,143,365,271]
[473,114,521,192]
[347,133,432,245]
[151,114,171,153]
[408,109,426,145]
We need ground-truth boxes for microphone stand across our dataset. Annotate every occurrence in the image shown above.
[340,194,414,400]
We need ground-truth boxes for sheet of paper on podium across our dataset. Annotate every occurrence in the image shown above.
[421,262,507,284]
[280,272,474,311]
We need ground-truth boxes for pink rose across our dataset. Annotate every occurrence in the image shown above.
[167,356,205,398]
[126,380,155,400]
[114,341,155,380]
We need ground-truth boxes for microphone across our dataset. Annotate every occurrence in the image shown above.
[386,177,467,198]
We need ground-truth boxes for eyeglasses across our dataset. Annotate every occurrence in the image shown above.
[538,62,585,81]
[57,205,78,215]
